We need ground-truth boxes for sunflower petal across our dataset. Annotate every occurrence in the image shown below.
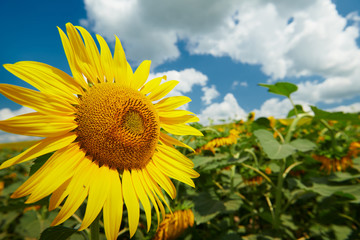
[132,60,151,90]
[79,165,111,230]
[51,158,96,226]
[76,26,104,82]
[162,123,203,136]
[155,96,191,111]
[138,168,161,227]
[113,36,128,85]
[103,169,123,240]
[0,112,76,137]
[146,162,176,199]
[131,170,152,232]
[0,84,76,115]
[157,144,194,167]
[0,132,77,169]
[159,132,194,152]
[4,62,81,102]
[160,115,199,125]
[148,80,179,101]
[57,27,88,89]
[123,169,140,238]
[96,35,115,83]
[12,143,84,202]
[49,178,71,211]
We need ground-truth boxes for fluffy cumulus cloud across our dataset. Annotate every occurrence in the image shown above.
[0,107,39,143]
[0,106,34,120]
[201,85,220,105]
[148,68,208,98]
[198,93,247,125]
[82,0,360,109]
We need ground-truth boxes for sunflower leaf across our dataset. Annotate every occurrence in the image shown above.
[254,129,296,159]
[258,82,298,98]
[39,226,78,240]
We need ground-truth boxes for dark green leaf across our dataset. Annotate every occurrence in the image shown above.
[311,106,360,124]
[331,225,352,240]
[40,226,78,240]
[254,129,296,159]
[29,153,53,176]
[259,82,298,98]
[193,192,225,224]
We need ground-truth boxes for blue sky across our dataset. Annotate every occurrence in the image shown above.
[1,0,360,142]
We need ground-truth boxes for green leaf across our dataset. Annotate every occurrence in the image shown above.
[290,139,317,152]
[309,182,360,202]
[259,82,298,98]
[193,192,225,224]
[328,172,360,182]
[287,104,305,118]
[29,153,53,176]
[39,226,78,240]
[311,106,360,124]
[331,225,352,240]
[254,129,296,159]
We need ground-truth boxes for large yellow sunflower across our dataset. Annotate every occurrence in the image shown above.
[0,23,202,239]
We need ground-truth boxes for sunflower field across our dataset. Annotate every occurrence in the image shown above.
[1,81,360,240]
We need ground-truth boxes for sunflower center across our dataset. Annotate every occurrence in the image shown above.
[75,83,160,171]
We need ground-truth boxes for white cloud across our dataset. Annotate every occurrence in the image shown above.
[82,0,360,105]
[0,107,39,143]
[326,102,360,113]
[201,85,220,105]
[232,81,248,89]
[253,98,312,119]
[0,106,34,120]
[198,93,247,125]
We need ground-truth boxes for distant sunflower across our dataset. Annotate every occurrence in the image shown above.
[0,23,202,239]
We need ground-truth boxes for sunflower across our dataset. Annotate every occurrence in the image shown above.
[0,23,202,239]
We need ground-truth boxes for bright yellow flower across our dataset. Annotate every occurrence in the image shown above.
[153,209,194,240]
[0,23,202,239]
[198,129,239,153]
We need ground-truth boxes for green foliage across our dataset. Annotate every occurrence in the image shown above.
[258,82,298,98]
[0,81,360,239]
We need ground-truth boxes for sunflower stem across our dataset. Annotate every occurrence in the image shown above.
[90,213,100,240]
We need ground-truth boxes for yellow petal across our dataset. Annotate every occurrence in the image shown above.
[140,76,164,95]
[142,168,170,215]
[158,142,195,167]
[0,132,77,169]
[12,143,84,202]
[157,110,194,118]
[113,36,128,85]
[146,162,176,199]
[57,26,87,89]
[162,123,203,136]
[122,169,140,238]
[0,84,76,115]
[155,96,191,111]
[49,178,71,211]
[79,165,111,231]
[159,132,194,152]
[160,115,199,125]
[131,170,152,232]
[51,158,96,226]
[96,34,115,83]
[0,112,76,137]
[103,169,123,240]
[4,62,81,102]
[76,26,104,83]
[148,80,179,101]
[132,60,151,90]
[138,168,161,227]
[153,154,199,188]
